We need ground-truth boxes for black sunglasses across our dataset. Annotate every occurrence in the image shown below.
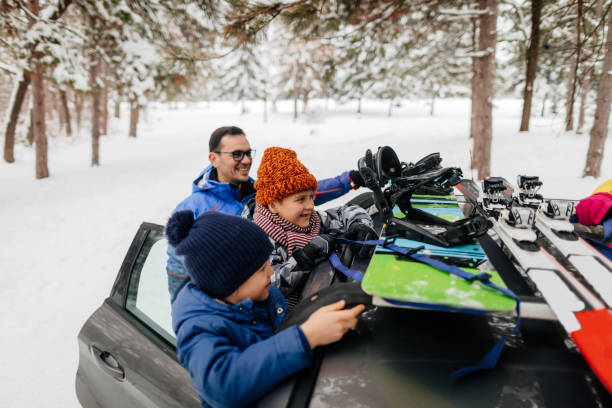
[214,149,256,161]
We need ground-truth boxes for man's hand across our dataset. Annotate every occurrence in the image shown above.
[346,222,379,258]
[300,300,365,349]
[293,234,335,269]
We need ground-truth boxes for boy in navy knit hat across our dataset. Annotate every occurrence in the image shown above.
[167,210,364,408]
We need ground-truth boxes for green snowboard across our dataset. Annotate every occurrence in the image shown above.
[362,193,516,312]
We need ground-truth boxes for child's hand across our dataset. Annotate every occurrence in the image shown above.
[300,300,365,349]
[346,222,378,258]
[293,234,335,269]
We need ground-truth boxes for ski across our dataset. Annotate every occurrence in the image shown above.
[457,178,612,393]
[513,175,612,307]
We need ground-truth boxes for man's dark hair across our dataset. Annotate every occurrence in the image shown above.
[209,126,245,152]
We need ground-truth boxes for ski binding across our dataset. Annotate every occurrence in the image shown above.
[516,175,544,206]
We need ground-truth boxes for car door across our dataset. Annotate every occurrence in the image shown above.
[75,223,200,408]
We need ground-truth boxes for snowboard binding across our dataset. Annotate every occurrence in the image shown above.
[401,152,443,177]
[358,146,491,248]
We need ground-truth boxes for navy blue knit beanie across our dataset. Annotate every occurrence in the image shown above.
[165,210,273,299]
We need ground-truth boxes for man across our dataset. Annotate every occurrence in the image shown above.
[167,126,365,301]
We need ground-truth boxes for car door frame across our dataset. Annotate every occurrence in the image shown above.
[76,222,200,408]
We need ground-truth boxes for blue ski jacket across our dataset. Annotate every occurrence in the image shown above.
[172,283,312,408]
[166,165,353,301]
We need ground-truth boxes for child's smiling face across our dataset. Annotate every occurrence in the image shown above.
[269,190,315,228]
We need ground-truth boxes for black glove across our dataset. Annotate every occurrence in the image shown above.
[293,234,335,269]
[349,170,366,190]
[346,222,378,258]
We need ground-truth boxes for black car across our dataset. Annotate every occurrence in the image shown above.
[76,194,612,407]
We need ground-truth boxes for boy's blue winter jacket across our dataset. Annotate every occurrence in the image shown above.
[172,283,313,408]
[166,165,352,301]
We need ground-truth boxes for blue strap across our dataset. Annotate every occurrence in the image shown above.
[604,218,612,241]
[331,237,521,379]
[329,252,365,282]
[583,236,612,261]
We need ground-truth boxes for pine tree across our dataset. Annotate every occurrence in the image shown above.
[215,42,267,115]
[584,3,612,177]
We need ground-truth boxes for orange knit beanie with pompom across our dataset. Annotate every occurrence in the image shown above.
[254,147,318,205]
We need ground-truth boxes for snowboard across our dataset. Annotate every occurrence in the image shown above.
[361,193,517,313]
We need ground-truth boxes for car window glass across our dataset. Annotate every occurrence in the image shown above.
[126,230,176,346]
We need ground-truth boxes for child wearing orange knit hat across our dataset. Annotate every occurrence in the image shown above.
[252,147,378,305]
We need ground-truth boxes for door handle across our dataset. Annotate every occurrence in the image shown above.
[91,345,125,381]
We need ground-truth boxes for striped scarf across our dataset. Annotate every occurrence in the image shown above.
[253,204,321,257]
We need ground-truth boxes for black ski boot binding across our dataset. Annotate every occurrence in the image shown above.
[517,175,544,206]
[482,177,513,212]
[543,200,574,220]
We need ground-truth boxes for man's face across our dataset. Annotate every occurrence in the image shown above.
[209,134,252,184]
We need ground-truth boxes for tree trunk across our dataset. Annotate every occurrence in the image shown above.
[565,0,583,132]
[56,89,65,130]
[27,0,48,178]
[47,86,56,122]
[60,89,71,136]
[583,11,612,177]
[129,98,139,137]
[74,92,83,134]
[32,63,48,179]
[577,67,592,133]
[90,52,101,166]
[5,0,72,163]
[357,96,362,114]
[114,99,121,118]
[470,18,478,146]
[578,0,603,134]
[565,55,578,131]
[388,98,393,117]
[552,87,559,114]
[26,105,34,145]
[263,96,268,123]
[3,75,30,163]
[102,60,108,135]
[471,0,498,180]
[430,90,436,116]
[301,91,308,114]
[519,0,543,132]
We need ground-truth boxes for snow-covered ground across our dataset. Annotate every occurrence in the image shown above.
[1,98,609,407]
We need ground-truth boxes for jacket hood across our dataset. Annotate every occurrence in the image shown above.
[191,164,255,199]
